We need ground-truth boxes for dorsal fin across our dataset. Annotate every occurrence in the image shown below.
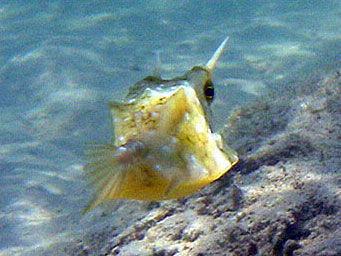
[152,50,162,79]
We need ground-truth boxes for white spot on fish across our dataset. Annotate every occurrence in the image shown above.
[199,115,206,123]
[212,133,223,149]
[183,85,196,98]
[150,111,159,118]
[184,112,190,121]
[161,145,170,152]
[117,136,125,143]
[147,130,155,136]
[117,146,127,153]
[170,136,178,144]
[195,115,206,133]
[115,145,138,163]
[155,104,162,110]
[213,145,231,171]
[194,97,200,105]
[187,154,207,176]
[154,164,162,171]
[195,123,204,133]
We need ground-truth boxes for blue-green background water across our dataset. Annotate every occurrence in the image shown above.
[0,1,340,255]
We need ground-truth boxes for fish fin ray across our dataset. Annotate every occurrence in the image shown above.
[152,50,162,79]
[82,143,125,214]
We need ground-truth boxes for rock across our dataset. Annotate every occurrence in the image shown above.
[64,70,340,256]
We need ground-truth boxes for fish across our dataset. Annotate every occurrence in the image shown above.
[83,36,238,213]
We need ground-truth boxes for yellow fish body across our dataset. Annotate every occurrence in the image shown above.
[84,37,238,213]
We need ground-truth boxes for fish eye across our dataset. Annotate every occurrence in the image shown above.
[204,81,214,103]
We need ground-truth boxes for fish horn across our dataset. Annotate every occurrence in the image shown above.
[206,36,229,71]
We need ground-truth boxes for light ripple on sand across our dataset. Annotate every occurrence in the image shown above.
[260,42,316,57]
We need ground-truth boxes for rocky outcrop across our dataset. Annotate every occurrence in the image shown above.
[67,70,340,256]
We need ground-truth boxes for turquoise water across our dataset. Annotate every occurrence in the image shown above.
[0,1,340,255]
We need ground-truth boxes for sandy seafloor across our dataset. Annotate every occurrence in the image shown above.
[0,1,340,256]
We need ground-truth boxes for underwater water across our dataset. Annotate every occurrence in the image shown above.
[0,1,340,255]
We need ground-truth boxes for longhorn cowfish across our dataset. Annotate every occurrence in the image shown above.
[83,37,238,213]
